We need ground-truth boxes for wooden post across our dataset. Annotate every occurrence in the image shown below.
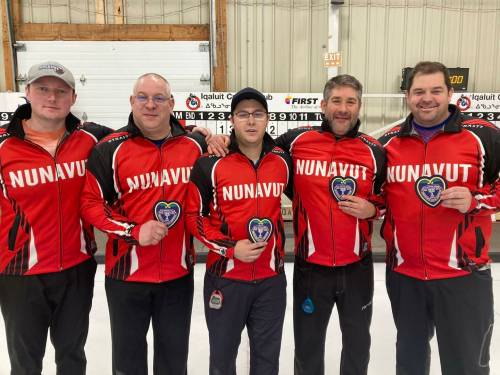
[114,0,124,24]
[1,0,15,90]
[213,0,227,92]
[12,0,21,27]
[95,0,105,24]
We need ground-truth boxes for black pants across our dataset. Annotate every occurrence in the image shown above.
[204,272,287,375]
[0,258,97,375]
[105,272,194,375]
[293,255,373,375]
[386,269,494,375]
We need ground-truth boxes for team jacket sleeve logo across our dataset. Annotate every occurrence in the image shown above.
[415,175,447,207]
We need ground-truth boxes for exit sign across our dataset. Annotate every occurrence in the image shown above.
[324,52,342,68]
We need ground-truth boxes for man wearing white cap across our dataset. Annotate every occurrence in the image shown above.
[0,61,111,375]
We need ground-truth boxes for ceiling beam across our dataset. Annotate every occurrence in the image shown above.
[14,23,209,41]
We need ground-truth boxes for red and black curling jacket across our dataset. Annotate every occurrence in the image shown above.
[0,103,111,275]
[379,105,500,280]
[275,120,386,267]
[185,132,293,281]
[80,113,206,283]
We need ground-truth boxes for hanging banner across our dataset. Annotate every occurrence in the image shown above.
[451,93,500,128]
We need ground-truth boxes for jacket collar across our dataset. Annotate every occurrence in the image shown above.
[6,103,80,139]
[125,112,187,138]
[398,104,462,137]
[228,130,276,157]
[320,118,361,138]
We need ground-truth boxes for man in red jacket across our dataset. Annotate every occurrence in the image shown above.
[379,61,499,375]
[81,72,210,375]
[185,87,293,375]
[275,75,386,375]
[0,61,111,374]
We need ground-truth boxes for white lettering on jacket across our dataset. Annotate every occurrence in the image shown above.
[295,159,368,180]
[222,182,285,201]
[126,167,193,193]
[386,163,472,183]
[9,160,87,188]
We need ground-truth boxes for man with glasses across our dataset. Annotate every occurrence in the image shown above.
[80,72,214,375]
[185,87,293,374]
[0,61,111,375]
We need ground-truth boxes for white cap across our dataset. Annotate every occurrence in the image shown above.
[27,61,75,89]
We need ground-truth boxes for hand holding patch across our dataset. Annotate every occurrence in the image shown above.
[440,186,473,213]
[234,239,267,263]
[338,195,376,219]
[138,220,168,246]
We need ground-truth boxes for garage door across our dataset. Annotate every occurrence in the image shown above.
[15,41,210,129]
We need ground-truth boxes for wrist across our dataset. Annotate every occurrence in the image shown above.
[466,197,478,214]
[130,224,141,240]
[226,247,235,259]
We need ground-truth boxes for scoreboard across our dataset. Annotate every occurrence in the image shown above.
[173,92,324,137]
[173,91,500,135]
[2,91,500,131]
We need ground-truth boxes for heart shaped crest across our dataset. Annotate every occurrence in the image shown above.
[153,200,182,228]
[415,175,447,207]
[330,176,357,201]
[247,217,273,243]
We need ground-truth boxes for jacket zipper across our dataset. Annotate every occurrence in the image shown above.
[156,135,180,281]
[25,134,70,271]
[246,152,268,282]
[417,128,446,279]
[159,142,165,282]
[420,138,429,279]
[252,158,259,282]
[330,137,337,266]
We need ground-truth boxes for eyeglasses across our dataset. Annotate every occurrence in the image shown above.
[31,85,71,98]
[233,111,268,121]
[134,94,170,105]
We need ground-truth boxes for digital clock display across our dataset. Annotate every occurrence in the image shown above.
[447,68,469,91]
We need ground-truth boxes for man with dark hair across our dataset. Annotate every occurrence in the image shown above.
[275,75,386,375]
[80,73,212,375]
[379,61,499,375]
[0,61,111,375]
[185,87,293,375]
[406,61,453,91]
